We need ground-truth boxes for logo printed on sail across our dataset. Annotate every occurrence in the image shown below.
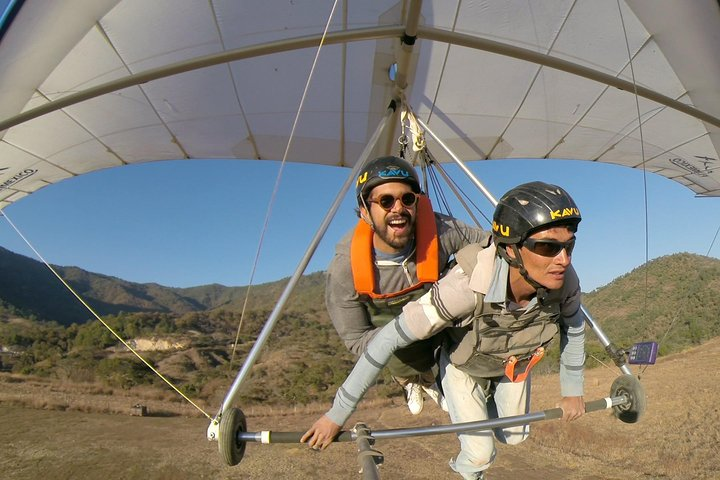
[0,168,38,190]
[669,156,715,178]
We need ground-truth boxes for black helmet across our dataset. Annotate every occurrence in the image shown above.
[492,181,581,245]
[355,156,421,206]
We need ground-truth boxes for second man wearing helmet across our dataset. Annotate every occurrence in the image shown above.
[325,155,490,415]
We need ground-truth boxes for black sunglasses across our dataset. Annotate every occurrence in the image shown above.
[368,192,418,211]
[523,237,576,257]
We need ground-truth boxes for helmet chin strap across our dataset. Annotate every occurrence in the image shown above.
[498,244,549,304]
[359,196,377,231]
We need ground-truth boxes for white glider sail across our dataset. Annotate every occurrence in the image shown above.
[1,0,719,210]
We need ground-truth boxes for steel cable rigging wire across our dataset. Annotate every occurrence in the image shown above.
[617,0,650,321]
[228,0,341,370]
[707,223,720,257]
[581,2,681,375]
[424,149,491,229]
[616,0,676,368]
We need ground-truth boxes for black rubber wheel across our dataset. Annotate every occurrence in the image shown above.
[218,407,247,466]
[610,374,646,424]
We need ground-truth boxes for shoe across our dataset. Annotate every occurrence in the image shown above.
[422,383,448,412]
[403,383,424,415]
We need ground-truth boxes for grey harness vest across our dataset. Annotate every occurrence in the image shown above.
[445,243,563,378]
[364,286,429,328]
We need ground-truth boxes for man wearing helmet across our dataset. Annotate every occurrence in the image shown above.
[305,181,586,480]
[325,155,489,415]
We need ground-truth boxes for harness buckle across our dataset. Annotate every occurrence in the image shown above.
[504,346,545,383]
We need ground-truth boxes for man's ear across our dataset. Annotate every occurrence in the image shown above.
[505,244,516,259]
[359,206,372,225]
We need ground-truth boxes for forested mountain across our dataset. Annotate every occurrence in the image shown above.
[0,245,325,326]
[1,246,719,405]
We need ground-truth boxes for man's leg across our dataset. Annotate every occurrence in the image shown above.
[439,351,495,479]
[491,375,531,445]
[390,373,424,415]
[387,336,442,415]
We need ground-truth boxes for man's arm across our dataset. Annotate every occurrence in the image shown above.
[559,309,586,397]
[558,266,585,397]
[326,255,378,355]
[558,310,586,421]
[303,264,476,449]
[302,314,418,449]
[558,268,585,421]
[328,264,475,423]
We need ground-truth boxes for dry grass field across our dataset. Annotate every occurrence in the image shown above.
[1,337,719,479]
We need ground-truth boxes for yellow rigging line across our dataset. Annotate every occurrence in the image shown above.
[1,210,212,420]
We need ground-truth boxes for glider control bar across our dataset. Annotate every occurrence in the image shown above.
[239,395,624,444]
[218,375,646,468]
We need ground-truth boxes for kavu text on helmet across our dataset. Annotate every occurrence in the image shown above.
[492,181,581,246]
[355,156,421,206]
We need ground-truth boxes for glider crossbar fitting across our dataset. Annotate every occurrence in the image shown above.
[416,116,633,376]
[353,423,383,480]
[218,375,645,468]
[208,101,399,442]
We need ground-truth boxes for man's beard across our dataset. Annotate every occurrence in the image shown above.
[375,212,415,250]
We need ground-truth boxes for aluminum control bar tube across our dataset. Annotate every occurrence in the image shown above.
[416,117,632,376]
[236,395,628,444]
[212,102,398,425]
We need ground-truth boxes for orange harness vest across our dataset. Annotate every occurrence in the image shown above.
[350,195,439,299]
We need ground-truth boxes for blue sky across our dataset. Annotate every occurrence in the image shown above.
[1,158,717,293]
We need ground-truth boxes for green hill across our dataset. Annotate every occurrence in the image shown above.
[582,252,720,354]
[0,245,325,325]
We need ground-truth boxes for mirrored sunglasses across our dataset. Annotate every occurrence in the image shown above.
[368,192,418,211]
[523,237,576,257]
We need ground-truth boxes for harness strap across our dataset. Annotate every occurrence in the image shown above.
[504,346,545,383]
[351,195,438,299]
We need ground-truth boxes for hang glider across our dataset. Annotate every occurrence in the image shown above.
[1,3,708,475]
[1,0,719,212]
